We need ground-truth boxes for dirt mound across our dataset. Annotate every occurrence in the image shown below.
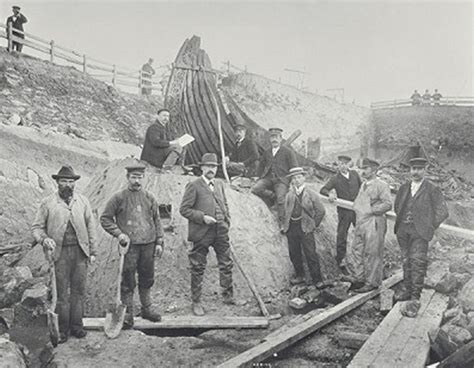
[221,73,371,160]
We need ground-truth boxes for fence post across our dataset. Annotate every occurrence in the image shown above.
[50,40,55,63]
[138,69,143,95]
[7,22,13,52]
[112,64,117,87]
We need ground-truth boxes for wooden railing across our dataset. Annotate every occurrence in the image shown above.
[371,96,474,109]
[0,22,165,95]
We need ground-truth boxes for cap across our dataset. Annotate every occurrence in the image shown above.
[125,164,146,174]
[286,167,307,178]
[337,155,352,163]
[233,123,246,131]
[360,158,380,169]
[409,157,428,168]
[268,128,283,135]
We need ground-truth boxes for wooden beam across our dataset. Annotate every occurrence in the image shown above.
[438,340,474,368]
[83,316,269,330]
[217,272,402,368]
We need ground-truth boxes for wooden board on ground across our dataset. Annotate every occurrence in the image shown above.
[348,289,448,368]
[217,272,402,368]
[83,316,269,330]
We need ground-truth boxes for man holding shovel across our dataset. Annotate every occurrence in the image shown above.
[101,164,164,329]
[32,165,97,344]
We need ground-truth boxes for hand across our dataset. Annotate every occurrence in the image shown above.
[118,233,130,247]
[328,191,337,203]
[154,245,163,258]
[43,238,56,252]
[224,156,230,164]
[203,215,217,225]
[89,255,96,264]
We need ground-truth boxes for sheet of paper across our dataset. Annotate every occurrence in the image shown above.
[177,133,195,147]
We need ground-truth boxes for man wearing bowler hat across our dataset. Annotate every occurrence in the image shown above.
[394,158,448,316]
[180,153,234,316]
[346,158,392,293]
[320,155,362,269]
[6,6,27,52]
[252,128,298,230]
[32,165,97,343]
[282,167,326,286]
[101,164,164,328]
[225,123,259,178]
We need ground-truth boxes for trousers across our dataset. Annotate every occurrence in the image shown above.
[251,177,288,226]
[121,242,156,296]
[336,209,356,265]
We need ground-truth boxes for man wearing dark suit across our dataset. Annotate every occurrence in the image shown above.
[180,153,234,316]
[394,158,448,316]
[140,109,183,169]
[226,124,259,178]
[251,128,298,230]
[6,6,27,52]
[320,155,361,268]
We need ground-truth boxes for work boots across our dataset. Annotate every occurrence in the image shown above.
[139,288,162,322]
[122,292,134,330]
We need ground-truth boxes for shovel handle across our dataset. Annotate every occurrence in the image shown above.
[116,248,126,305]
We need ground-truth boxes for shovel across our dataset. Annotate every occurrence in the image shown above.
[104,243,128,338]
[47,254,59,347]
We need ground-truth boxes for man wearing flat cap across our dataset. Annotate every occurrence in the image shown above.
[32,166,97,343]
[6,6,27,52]
[346,158,392,293]
[282,167,326,286]
[394,158,448,317]
[320,155,362,269]
[225,124,259,178]
[252,128,298,230]
[101,164,164,328]
[180,153,234,316]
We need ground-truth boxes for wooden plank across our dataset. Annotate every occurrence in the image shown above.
[218,272,402,368]
[83,316,269,330]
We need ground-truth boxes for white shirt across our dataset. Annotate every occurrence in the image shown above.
[294,184,305,196]
[201,176,214,191]
[340,171,350,180]
[411,180,423,196]
[272,146,280,157]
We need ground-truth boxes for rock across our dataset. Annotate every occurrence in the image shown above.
[435,273,460,294]
[21,283,48,309]
[0,266,33,308]
[0,336,27,367]
[442,324,473,345]
[0,308,15,329]
[321,284,351,304]
[7,114,22,126]
[289,297,308,310]
[335,331,369,349]
[449,257,474,275]
[458,277,474,312]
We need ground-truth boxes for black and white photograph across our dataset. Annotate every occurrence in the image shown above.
[0,0,473,367]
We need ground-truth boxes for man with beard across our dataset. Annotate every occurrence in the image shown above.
[346,158,392,293]
[251,128,298,231]
[100,164,164,328]
[320,155,361,269]
[140,109,183,170]
[180,153,234,316]
[225,124,259,178]
[394,158,448,317]
[32,165,97,343]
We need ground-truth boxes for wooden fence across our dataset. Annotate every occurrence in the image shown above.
[0,22,165,95]
[371,96,474,109]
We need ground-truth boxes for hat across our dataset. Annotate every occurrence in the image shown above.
[268,128,283,135]
[337,155,352,163]
[286,167,307,178]
[125,164,146,174]
[199,153,219,166]
[409,157,428,168]
[12,5,20,10]
[233,123,246,131]
[52,165,81,180]
[360,158,380,169]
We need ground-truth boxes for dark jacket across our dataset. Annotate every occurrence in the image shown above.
[180,177,230,242]
[229,137,259,168]
[6,14,27,37]
[140,122,171,168]
[320,170,361,212]
[394,180,449,241]
[283,186,325,233]
[257,145,298,185]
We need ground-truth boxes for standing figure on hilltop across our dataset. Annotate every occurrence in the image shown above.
[422,89,432,105]
[410,90,421,105]
[282,167,326,286]
[100,164,164,329]
[6,5,27,52]
[394,158,448,317]
[345,158,392,293]
[320,155,362,271]
[141,58,155,96]
[180,153,234,316]
[432,89,442,106]
[32,166,97,344]
[225,123,259,178]
[140,108,183,170]
[251,128,298,231]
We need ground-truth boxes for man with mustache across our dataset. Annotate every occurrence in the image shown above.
[345,158,392,293]
[251,128,298,231]
[394,158,448,317]
[32,166,97,343]
[101,164,164,329]
[225,123,259,178]
[180,153,234,316]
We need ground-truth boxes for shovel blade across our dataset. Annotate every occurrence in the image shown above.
[47,311,60,347]
[104,303,127,339]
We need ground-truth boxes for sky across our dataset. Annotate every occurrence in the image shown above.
[1,0,472,106]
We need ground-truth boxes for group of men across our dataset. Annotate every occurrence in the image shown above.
[31,108,449,345]
[411,89,443,106]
